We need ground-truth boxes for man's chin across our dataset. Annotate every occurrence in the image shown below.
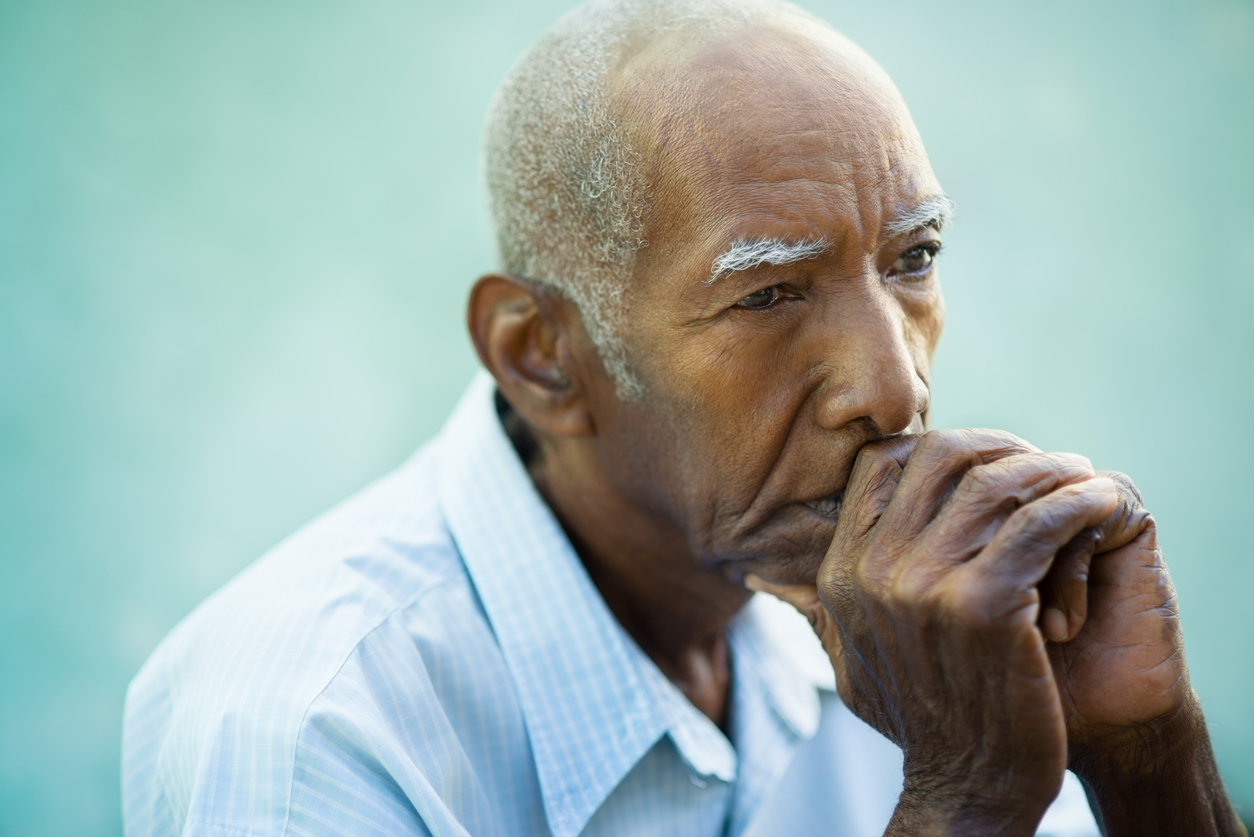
[714,504,837,587]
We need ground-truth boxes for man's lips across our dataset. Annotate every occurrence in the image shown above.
[802,491,843,520]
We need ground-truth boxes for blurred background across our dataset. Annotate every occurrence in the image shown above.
[1,0,1251,833]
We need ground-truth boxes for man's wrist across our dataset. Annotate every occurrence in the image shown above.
[1071,692,1243,837]
[1069,689,1203,781]
[886,774,1054,837]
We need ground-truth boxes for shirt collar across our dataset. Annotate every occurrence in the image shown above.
[734,592,834,736]
[436,372,831,834]
[436,373,665,837]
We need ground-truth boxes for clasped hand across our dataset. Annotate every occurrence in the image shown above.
[749,429,1191,835]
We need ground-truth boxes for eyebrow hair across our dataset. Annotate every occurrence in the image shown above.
[707,236,831,285]
[884,194,956,239]
[705,195,954,286]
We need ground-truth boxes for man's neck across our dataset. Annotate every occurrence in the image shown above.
[513,421,749,727]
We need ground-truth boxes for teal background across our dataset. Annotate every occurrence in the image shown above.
[1,0,1251,833]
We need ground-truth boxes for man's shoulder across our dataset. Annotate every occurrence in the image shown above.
[122,440,518,835]
[144,441,471,678]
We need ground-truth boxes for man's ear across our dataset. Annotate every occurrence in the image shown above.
[467,273,595,437]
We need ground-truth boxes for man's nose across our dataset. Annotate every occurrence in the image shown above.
[813,291,930,436]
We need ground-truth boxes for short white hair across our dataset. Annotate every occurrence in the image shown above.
[483,0,822,398]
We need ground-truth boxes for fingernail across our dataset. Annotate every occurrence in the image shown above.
[1087,476,1117,493]
[1042,607,1068,642]
[1061,452,1093,469]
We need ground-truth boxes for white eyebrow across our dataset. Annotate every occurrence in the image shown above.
[884,194,956,239]
[707,236,831,285]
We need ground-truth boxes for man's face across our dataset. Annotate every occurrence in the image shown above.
[578,24,945,586]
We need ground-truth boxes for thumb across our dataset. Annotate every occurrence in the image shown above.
[744,574,833,642]
[744,574,822,615]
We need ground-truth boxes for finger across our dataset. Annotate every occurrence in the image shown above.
[1039,473,1151,642]
[873,428,1041,541]
[744,574,822,616]
[916,451,1098,567]
[1039,527,1100,642]
[821,435,918,603]
[1092,470,1153,555]
[969,477,1119,593]
[835,434,919,542]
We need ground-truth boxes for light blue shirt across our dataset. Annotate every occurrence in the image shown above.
[122,372,1099,837]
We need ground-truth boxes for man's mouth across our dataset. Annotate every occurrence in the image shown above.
[802,492,843,520]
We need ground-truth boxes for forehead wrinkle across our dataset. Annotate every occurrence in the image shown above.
[707,235,831,284]
[850,134,923,243]
[618,18,937,287]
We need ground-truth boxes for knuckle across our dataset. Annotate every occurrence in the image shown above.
[915,428,988,466]
[954,461,1018,507]
[944,570,1037,629]
[914,429,1042,486]
[1098,469,1144,508]
[850,440,910,488]
[819,566,856,607]
[962,427,1038,461]
[885,563,953,617]
[857,434,915,466]
[850,443,888,472]
[914,429,1039,491]
[939,580,996,628]
[887,568,928,607]
[864,457,905,493]
[1056,528,1100,571]
[855,547,895,593]
[914,428,962,458]
[962,461,1003,488]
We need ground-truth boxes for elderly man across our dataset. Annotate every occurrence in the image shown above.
[123,0,1243,835]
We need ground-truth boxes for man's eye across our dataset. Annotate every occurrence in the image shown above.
[891,243,940,275]
[737,286,781,309]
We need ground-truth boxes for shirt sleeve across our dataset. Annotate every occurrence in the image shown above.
[283,711,441,837]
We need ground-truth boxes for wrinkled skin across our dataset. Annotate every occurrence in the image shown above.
[469,13,1242,837]
[749,432,1206,834]
[476,23,948,724]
